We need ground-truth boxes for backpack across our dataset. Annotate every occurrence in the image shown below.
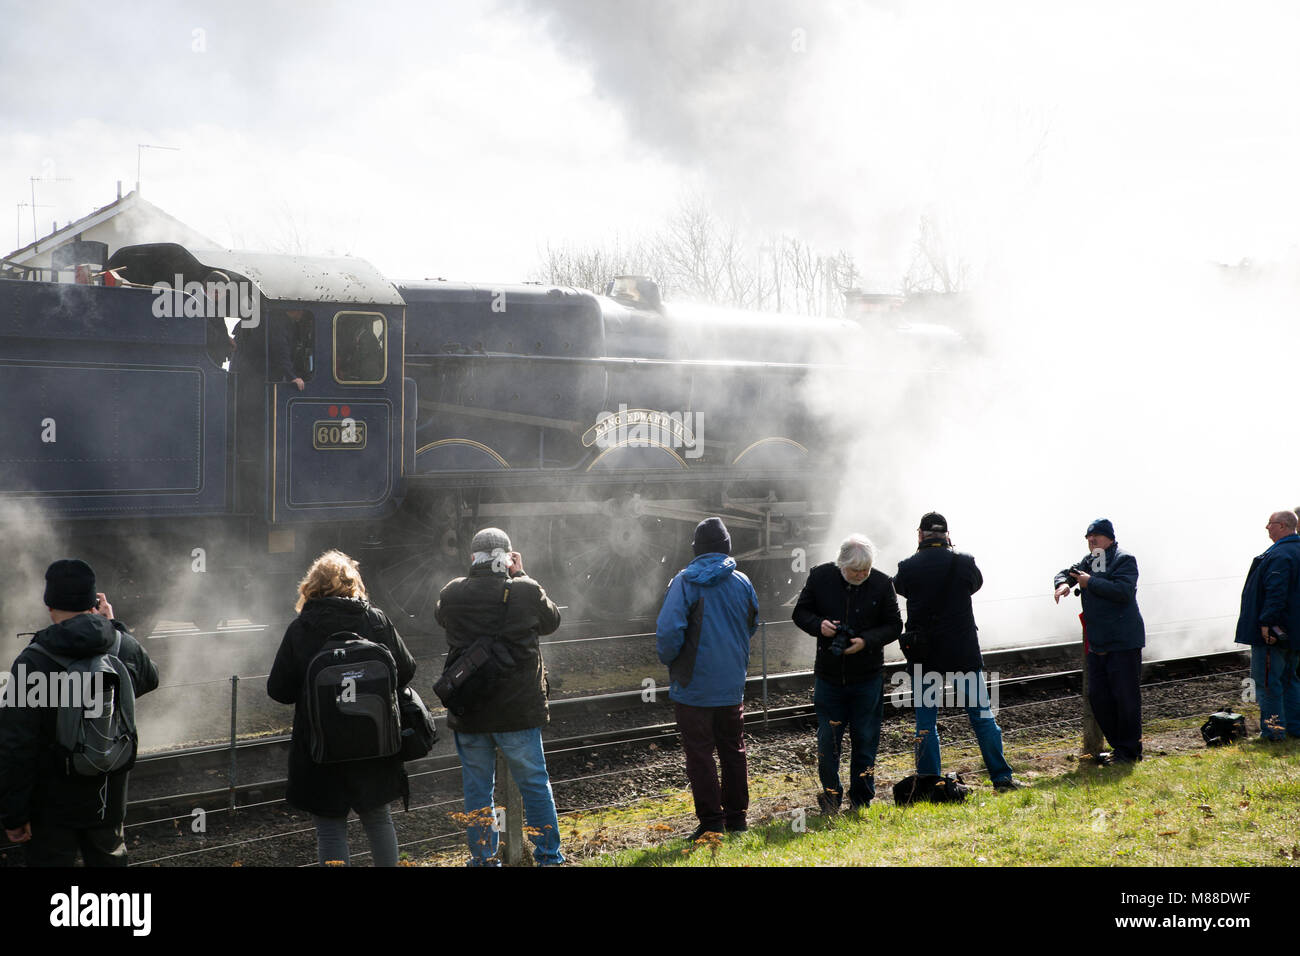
[303,631,401,763]
[26,632,138,776]
[892,772,970,805]
[1201,710,1247,747]
[398,685,438,761]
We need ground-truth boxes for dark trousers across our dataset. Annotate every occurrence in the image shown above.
[24,821,128,867]
[673,701,749,830]
[814,675,884,807]
[1087,648,1143,761]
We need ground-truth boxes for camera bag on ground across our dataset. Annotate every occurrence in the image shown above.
[899,552,959,666]
[433,579,515,717]
[303,631,401,763]
[1200,710,1247,747]
[892,772,970,805]
[398,685,438,760]
[25,631,137,776]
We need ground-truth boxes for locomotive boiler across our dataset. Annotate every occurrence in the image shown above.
[0,241,854,636]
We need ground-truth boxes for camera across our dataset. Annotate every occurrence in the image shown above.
[829,623,861,656]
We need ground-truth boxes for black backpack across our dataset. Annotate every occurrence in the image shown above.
[893,772,970,805]
[1201,710,1247,747]
[302,631,401,763]
[398,685,438,761]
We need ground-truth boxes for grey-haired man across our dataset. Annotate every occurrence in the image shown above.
[792,534,902,810]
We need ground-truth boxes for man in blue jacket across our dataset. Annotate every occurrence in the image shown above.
[1234,510,1300,740]
[656,517,759,840]
[1054,518,1146,764]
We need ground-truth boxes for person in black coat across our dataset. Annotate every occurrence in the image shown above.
[268,550,415,866]
[792,533,902,811]
[893,512,1016,791]
[0,560,158,866]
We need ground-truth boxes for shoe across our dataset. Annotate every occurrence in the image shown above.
[1092,752,1114,766]
[724,820,747,833]
[816,793,841,814]
[688,823,723,841]
[992,778,1021,792]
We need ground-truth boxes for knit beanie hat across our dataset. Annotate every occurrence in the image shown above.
[1086,518,1116,540]
[44,558,97,612]
[693,517,731,556]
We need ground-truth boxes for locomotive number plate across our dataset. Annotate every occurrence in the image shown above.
[313,419,368,450]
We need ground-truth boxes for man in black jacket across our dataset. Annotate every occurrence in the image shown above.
[0,559,159,866]
[436,527,564,865]
[792,533,902,810]
[893,513,1015,791]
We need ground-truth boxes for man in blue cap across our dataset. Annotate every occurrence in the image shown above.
[656,517,759,840]
[1054,519,1146,764]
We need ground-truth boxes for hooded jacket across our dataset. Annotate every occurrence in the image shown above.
[267,597,416,816]
[0,613,158,830]
[1235,533,1300,647]
[1054,543,1146,652]
[435,567,561,733]
[656,553,759,707]
[792,563,902,683]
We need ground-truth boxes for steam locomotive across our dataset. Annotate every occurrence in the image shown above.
[0,240,858,635]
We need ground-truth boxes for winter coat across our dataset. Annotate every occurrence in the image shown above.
[1054,543,1146,652]
[1235,533,1300,647]
[792,563,903,683]
[655,553,759,707]
[892,541,985,674]
[434,567,561,733]
[0,613,158,830]
[267,597,416,817]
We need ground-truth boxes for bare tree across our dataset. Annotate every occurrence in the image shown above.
[901,215,969,295]
[533,195,872,318]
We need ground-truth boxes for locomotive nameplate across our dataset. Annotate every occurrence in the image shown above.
[312,419,368,450]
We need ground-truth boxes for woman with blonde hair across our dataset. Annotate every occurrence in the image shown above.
[268,550,416,866]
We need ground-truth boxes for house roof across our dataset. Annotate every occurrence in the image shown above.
[3,191,213,265]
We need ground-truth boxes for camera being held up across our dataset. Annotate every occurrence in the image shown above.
[829,623,862,656]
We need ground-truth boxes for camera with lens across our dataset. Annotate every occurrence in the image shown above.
[829,623,862,656]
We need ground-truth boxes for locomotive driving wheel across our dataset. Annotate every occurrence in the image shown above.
[367,493,465,631]
[548,495,690,622]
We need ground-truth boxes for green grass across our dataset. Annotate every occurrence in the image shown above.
[587,735,1300,867]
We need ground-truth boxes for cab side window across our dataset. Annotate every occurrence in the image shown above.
[334,311,387,384]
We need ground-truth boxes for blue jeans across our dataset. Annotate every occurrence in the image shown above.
[454,728,564,866]
[312,805,398,867]
[1251,644,1300,740]
[913,670,1013,783]
[814,675,883,807]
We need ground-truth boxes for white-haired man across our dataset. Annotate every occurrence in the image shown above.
[792,534,902,810]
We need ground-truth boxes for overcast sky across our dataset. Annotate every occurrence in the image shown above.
[5,0,1300,285]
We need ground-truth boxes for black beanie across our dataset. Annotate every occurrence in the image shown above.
[44,559,97,612]
[693,517,731,556]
